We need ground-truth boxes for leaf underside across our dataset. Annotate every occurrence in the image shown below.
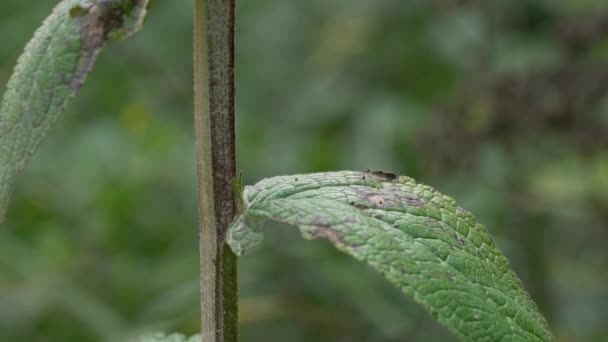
[227,171,553,341]
[0,0,148,223]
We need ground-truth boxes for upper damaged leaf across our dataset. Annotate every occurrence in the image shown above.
[227,171,554,341]
[0,0,149,223]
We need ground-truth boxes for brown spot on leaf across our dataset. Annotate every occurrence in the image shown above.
[311,216,330,228]
[364,170,397,181]
[454,233,465,246]
[70,1,148,93]
[369,195,385,206]
[405,195,423,206]
[306,226,357,248]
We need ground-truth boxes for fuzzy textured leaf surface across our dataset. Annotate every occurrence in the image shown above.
[227,171,553,341]
[0,0,148,223]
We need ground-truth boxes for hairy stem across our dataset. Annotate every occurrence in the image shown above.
[193,0,238,341]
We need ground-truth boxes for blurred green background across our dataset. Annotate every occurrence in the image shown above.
[1,0,608,341]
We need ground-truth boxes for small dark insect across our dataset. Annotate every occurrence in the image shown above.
[364,170,397,181]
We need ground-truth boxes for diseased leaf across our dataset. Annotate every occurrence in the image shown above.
[227,171,554,341]
[0,0,149,223]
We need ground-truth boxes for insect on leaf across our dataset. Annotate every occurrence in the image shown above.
[227,171,554,341]
[0,0,149,223]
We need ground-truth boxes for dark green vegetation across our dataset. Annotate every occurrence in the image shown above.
[1,0,607,341]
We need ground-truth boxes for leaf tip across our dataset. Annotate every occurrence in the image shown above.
[226,215,264,256]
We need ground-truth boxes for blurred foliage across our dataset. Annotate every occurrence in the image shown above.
[0,0,607,341]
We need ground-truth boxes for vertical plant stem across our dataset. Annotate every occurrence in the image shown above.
[193,0,238,341]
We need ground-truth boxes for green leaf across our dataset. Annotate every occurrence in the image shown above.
[0,0,149,223]
[133,333,202,342]
[227,171,554,341]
